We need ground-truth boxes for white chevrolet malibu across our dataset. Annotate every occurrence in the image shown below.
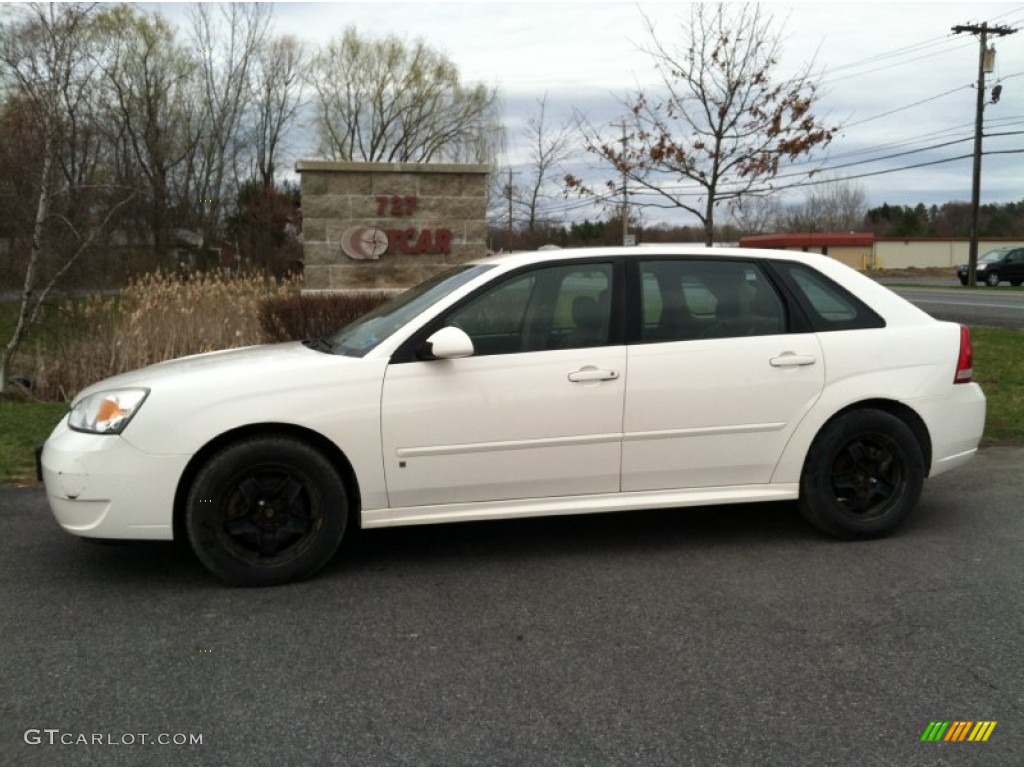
[40,247,986,586]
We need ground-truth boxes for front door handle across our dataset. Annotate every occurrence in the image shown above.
[769,353,817,367]
[568,368,620,383]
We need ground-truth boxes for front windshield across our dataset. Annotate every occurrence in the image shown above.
[327,264,493,356]
[980,249,1010,264]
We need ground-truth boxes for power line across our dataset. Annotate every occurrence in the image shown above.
[823,35,959,75]
[623,146,1021,205]
[842,84,972,128]
[822,40,976,86]
[654,135,977,194]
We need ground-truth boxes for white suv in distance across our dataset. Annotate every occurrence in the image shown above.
[39,247,986,586]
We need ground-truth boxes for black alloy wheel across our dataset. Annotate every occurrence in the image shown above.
[186,436,348,586]
[828,433,907,521]
[798,409,924,539]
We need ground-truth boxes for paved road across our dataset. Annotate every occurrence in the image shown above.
[895,288,1024,329]
[2,449,1021,766]
[878,282,1024,329]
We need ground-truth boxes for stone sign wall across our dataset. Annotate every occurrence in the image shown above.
[295,160,490,291]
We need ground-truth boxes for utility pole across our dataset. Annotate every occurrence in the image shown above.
[614,121,631,246]
[505,167,518,252]
[952,21,1017,286]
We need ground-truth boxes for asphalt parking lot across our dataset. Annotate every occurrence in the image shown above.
[1,448,1021,766]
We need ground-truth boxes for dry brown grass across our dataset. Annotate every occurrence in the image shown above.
[27,271,292,401]
[258,291,393,343]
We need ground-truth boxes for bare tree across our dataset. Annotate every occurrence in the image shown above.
[249,34,306,191]
[518,94,575,237]
[0,3,134,394]
[308,26,502,163]
[776,178,868,233]
[188,2,271,235]
[101,5,201,256]
[568,3,834,245]
[488,96,575,249]
[727,194,784,235]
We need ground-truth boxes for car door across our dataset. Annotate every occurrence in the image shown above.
[1006,249,1024,284]
[380,260,626,508]
[621,258,824,492]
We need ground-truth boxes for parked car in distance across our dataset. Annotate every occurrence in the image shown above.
[957,246,1024,286]
[39,247,986,586]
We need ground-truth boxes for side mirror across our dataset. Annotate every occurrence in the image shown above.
[421,326,474,360]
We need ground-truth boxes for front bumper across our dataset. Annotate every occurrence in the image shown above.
[40,417,189,540]
[957,267,989,277]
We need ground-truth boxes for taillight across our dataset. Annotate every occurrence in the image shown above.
[954,324,973,384]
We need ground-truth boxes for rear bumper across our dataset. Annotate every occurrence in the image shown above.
[915,383,986,477]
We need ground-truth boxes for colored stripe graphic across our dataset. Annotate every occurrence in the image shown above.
[921,722,949,741]
[968,722,997,742]
[945,721,973,741]
[920,721,996,742]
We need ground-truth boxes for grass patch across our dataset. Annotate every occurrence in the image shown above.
[971,326,1024,445]
[0,399,67,485]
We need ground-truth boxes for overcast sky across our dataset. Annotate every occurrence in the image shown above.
[149,1,1024,227]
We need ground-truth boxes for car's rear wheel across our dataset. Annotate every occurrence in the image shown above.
[1011,279,1022,287]
[985,271,1001,286]
[186,436,348,586]
[799,410,924,539]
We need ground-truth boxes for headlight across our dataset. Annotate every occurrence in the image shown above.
[68,389,149,434]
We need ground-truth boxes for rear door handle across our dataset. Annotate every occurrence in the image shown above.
[568,368,620,383]
[769,353,817,367]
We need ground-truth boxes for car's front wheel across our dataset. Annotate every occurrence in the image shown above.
[799,410,924,539]
[185,436,348,586]
[985,271,1001,286]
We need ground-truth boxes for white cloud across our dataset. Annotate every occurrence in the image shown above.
[146,1,1024,225]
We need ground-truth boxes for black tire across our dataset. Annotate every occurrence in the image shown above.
[958,278,968,286]
[985,271,1000,286]
[186,436,348,586]
[798,409,924,539]
[1011,279,1022,287]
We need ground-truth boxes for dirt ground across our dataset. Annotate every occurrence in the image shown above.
[863,266,958,278]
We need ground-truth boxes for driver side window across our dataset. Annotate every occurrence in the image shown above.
[446,263,613,356]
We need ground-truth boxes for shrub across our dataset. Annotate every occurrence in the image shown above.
[258,291,394,342]
[25,270,292,401]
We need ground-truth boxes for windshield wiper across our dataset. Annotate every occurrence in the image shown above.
[302,336,336,354]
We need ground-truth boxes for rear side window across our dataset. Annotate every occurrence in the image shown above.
[638,259,787,342]
[773,262,885,331]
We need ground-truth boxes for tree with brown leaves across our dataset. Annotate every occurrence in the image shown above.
[568,3,834,245]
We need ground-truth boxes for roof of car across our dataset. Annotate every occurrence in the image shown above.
[472,245,826,269]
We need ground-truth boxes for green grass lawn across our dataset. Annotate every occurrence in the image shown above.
[0,400,67,485]
[971,326,1024,445]
[1,326,1021,486]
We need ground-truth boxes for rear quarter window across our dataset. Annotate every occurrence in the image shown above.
[772,262,885,331]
